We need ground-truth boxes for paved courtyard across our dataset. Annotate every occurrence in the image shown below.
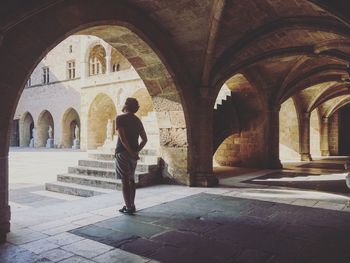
[1,149,350,262]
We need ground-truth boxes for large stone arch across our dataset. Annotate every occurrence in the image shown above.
[36,110,54,148]
[19,112,34,147]
[88,93,117,150]
[61,108,80,148]
[0,1,193,240]
[279,98,300,160]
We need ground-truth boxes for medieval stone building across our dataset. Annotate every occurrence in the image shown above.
[11,35,157,152]
[1,0,350,244]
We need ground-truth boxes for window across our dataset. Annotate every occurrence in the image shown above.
[112,63,120,72]
[88,45,106,76]
[26,78,31,88]
[69,45,73,53]
[42,67,49,84]
[67,61,76,80]
[89,57,102,76]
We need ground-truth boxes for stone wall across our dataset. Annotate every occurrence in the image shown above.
[329,112,339,155]
[279,98,300,160]
[214,134,241,166]
[214,121,266,167]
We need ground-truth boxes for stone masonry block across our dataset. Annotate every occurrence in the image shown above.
[169,111,186,128]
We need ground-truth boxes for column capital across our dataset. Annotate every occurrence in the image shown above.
[322,116,329,123]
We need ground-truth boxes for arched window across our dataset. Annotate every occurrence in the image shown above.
[112,63,120,72]
[88,45,106,76]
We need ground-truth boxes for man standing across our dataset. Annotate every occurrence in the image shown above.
[115,98,147,214]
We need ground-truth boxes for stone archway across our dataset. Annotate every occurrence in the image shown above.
[19,112,34,147]
[36,110,54,148]
[213,73,267,168]
[0,3,193,240]
[88,93,117,150]
[61,108,80,148]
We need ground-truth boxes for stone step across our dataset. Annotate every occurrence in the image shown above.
[139,155,160,164]
[68,166,115,178]
[88,148,159,161]
[57,174,122,190]
[45,181,114,197]
[78,159,158,172]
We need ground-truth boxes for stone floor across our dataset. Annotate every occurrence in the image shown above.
[1,149,350,262]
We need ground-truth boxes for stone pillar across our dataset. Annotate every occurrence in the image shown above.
[105,55,111,74]
[300,112,312,161]
[0,126,10,243]
[0,156,10,243]
[320,117,330,156]
[267,105,282,168]
[191,89,218,187]
[105,46,112,74]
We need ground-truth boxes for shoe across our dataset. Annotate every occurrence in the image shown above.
[130,205,136,213]
[119,205,134,214]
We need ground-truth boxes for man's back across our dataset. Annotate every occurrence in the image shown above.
[115,113,144,153]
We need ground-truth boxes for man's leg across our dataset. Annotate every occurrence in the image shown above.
[121,178,132,209]
[129,179,136,209]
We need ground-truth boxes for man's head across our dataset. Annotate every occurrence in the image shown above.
[122,97,139,113]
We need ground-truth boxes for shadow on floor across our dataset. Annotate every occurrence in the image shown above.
[244,171,350,197]
[70,193,350,263]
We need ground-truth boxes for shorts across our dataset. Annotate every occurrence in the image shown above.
[115,151,137,181]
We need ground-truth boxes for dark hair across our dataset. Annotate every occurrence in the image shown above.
[122,97,139,113]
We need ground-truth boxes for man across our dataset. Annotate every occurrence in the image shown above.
[115,98,147,214]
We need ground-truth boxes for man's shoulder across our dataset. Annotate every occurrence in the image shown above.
[117,113,141,123]
[116,113,129,121]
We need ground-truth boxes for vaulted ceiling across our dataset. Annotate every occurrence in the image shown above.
[1,0,350,113]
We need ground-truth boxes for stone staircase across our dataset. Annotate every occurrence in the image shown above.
[45,112,162,197]
[213,91,240,151]
[214,85,231,109]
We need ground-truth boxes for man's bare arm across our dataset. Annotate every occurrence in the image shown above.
[137,130,148,152]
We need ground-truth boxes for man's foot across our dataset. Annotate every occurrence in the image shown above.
[119,205,134,214]
[130,205,136,213]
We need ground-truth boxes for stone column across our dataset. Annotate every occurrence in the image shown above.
[105,55,111,74]
[0,120,10,244]
[267,105,282,168]
[0,155,10,243]
[105,46,112,74]
[300,112,312,161]
[320,117,330,156]
[191,89,218,187]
